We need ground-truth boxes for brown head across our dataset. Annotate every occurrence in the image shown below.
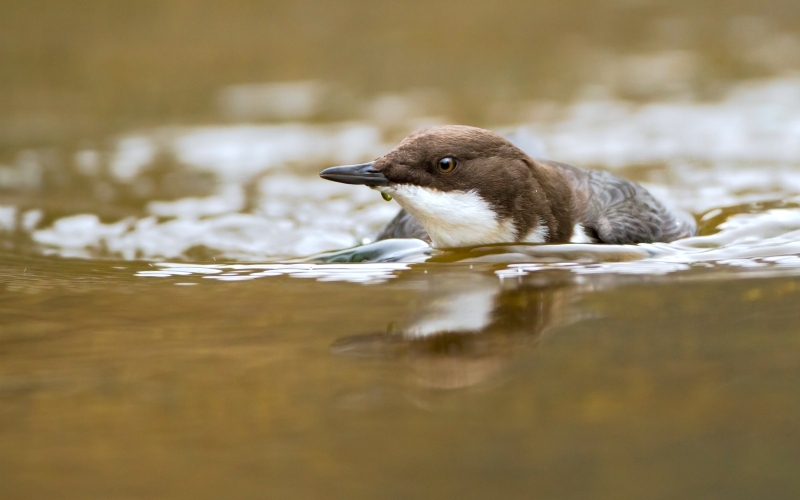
[320,125,576,247]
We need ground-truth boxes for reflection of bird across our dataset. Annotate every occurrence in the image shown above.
[320,125,695,247]
[330,272,585,390]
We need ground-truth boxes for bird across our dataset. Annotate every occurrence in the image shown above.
[319,125,695,248]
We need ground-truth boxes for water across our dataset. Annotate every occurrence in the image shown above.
[3,255,800,498]
[4,1,800,498]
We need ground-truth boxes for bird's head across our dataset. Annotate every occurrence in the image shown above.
[320,125,555,247]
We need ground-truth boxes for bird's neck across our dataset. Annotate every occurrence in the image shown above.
[513,160,579,244]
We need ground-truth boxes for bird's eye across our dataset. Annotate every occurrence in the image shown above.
[437,157,458,173]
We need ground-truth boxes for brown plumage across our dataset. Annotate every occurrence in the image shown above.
[321,125,696,247]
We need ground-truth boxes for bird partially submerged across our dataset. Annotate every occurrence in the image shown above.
[320,125,695,247]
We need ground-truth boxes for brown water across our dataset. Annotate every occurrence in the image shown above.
[4,1,800,498]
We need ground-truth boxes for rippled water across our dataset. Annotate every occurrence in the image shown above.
[4,2,800,498]
[7,75,800,271]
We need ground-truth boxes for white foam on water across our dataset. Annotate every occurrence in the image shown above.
[135,262,410,285]
[103,122,388,185]
[493,208,800,278]
[0,206,17,231]
[32,174,399,261]
[110,136,156,181]
[524,76,800,169]
[170,123,387,184]
[147,184,246,219]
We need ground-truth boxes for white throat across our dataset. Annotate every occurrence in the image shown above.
[380,184,547,248]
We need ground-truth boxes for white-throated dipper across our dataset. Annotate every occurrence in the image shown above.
[319,125,695,247]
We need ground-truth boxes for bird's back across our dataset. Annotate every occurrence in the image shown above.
[541,160,696,244]
[375,161,696,245]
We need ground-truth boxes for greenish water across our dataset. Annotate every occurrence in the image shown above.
[4,1,800,498]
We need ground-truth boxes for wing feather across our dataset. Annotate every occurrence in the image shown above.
[582,169,695,244]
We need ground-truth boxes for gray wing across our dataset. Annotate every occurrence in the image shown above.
[375,209,431,242]
[581,169,695,244]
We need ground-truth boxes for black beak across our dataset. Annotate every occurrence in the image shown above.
[319,162,389,187]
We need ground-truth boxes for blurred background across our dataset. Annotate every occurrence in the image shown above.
[3,0,800,260]
[5,0,800,131]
